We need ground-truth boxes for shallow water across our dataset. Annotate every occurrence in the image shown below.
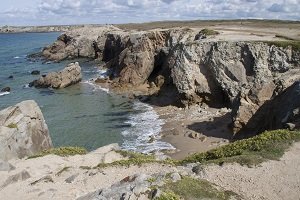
[0,32,174,153]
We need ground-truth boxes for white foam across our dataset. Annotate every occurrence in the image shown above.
[82,80,109,93]
[23,84,30,88]
[0,92,10,96]
[98,68,109,79]
[121,101,175,154]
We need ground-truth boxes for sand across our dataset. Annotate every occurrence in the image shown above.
[201,142,300,200]
[155,105,232,160]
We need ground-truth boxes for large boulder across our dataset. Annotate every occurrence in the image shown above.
[30,62,82,89]
[0,100,53,160]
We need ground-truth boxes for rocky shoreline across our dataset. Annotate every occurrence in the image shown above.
[1,20,300,199]
[36,20,300,157]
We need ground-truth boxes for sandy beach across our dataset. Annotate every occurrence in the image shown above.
[155,105,232,159]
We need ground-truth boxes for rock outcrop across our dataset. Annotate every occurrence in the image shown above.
[30,62,82,89]
[238,81,300,136]
[0,100,53,160]
[42,26,300,136]
[42,26,121,61]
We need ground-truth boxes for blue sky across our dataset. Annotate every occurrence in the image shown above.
[0,0,299,26]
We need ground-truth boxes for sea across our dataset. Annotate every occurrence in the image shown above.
[0,32,174,153]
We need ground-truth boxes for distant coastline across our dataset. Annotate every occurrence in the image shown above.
[1,19,299,33]
[0,24,103,33]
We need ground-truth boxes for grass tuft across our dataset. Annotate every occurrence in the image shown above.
[199,28,220,36]
[159,176,240,200]
[95,150,177,168]
[263,40,300,51]
[27,146,87,159]
[181,130,300,166]
[7,123,18,129]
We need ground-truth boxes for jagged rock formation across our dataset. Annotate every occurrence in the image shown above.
[30,62,82,89]
[0,100,53,161]
[42,26,300,136]
[239,81,300,137]
[43,26,121,61]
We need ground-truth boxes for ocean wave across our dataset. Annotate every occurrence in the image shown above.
[121,101,175,154]
[82,80,109,93]
[0,91,10,96]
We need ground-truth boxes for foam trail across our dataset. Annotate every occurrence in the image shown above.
[0,92,10,96]
[82,80,109,93]
[121,101,175,154]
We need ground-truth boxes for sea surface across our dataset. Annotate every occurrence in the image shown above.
[0,32,174,153]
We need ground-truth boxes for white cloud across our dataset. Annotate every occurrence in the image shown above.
[0,0,299,26]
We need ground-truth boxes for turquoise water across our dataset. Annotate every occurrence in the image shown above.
[0,32,174,153]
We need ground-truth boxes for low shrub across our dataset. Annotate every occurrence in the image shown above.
[181,130,300,166]
[27,146,87,159]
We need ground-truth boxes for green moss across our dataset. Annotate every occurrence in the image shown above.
[7,123,18,129]
[181,130,300,166]
[56,166,70,176]
[27,147,87,159]
[160,176,240,200]
[95,150,177,168]
[199,28,220,36]
[155,191,180,200]
[263,40,300,51]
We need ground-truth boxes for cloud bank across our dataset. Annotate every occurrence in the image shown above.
[1,0,299,26]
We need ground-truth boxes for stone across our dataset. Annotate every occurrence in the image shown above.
[192,165,206,177]
[30,62,82,89]
[188,132,201,139]
[31,70,40,75]
[1,170,31,188]
[285,123,296,131]
[0,159,15,171]
[1,87,10,92]
[170,172,181,182]
[0,100,53,160]
[65,173,79,183]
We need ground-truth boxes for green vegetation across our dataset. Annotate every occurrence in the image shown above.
[27,147,87,159]
[56,166,71,176]
[199,28,220,36]
[264,40,300,51]
[7,123,18,129]
[158,176,240,200]
[181,130,300,167]
[80,166,92,170]
[275,34,295,41]
[155,191,180,200]
[96,150,176,168]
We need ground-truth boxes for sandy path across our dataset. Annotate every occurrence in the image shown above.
[202,142,300,200]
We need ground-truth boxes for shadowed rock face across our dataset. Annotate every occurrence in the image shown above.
[42,26,300,136]
[0,100,53,161]
[30,62,82,89]
[237,81,300,138]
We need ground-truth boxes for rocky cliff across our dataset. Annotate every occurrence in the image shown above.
[42,26,300,137]
[0,100,53,160]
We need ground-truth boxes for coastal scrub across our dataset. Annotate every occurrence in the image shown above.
[157,176,240,200]
[181,129,300,166]
[27,146,87,159]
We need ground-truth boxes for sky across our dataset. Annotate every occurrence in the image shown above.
[0,0,299,26]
